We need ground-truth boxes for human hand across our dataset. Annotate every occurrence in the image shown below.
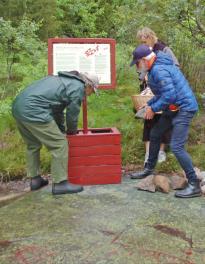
[145,106,155,120]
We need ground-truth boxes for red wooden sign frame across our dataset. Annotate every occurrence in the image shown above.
[48,38,116,89]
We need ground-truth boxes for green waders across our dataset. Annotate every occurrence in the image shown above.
[16,120,68,182]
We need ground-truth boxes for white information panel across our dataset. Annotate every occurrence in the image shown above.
[53,43,111,84]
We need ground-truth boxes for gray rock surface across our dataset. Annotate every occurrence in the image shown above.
[0,176,205,264]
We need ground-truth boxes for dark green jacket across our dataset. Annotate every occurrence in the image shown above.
[12,71,85,134]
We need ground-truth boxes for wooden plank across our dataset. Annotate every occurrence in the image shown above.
[68,164,121,185]
[69,145,121,157]
[70,174,121,185]
[67,128,121,147]
[68,134,121,147]
[68,165,121,177]
[69,155,121,167]
[68,136,120,147]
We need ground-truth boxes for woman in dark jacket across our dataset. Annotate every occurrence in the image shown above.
[136,27,179,164]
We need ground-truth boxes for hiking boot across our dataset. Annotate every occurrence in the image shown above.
[130,168,154,180]
[175,180,201,198]
[30,175,49,191]
[158,150,166,163]
[52,180,84,195]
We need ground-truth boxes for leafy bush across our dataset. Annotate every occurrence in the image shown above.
[166,28,205,92]
[116,44,138,87]
[0,17,46,101]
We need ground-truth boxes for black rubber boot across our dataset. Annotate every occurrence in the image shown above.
[30,175,49,191]
[52,180,84,195]
[175,180,201,198]
[130,168,154,180]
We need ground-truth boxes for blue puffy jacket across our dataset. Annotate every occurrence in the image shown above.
[147,51,198,113]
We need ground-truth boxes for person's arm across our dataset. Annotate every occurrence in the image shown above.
[53,110,66,133]
[50,104,66,133]
[60,79,84,135]
[66,97,82,135]
[147,69,177,113]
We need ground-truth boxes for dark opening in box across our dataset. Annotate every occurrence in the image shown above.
[90,129,112,134]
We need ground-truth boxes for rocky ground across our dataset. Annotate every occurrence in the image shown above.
[1,175,205,264]
[1,166,204,203]
[0,179,30,197]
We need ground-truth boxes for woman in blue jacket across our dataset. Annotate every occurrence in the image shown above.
[130,44,201,198]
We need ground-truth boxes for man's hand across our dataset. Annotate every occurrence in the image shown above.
[67,130,77,135]
[145,106,155,120]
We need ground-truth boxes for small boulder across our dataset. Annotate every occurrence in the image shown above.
[153,175,170,193]
[136,175,156,192]
[194,167,203,181]
[199,171,205,181]
[200,179,205,195]
[169,175,187,190]
[200,184,205,195]
[183,167,205,181]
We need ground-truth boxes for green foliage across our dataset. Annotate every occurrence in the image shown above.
[0,113,25,180]
[0,97,13,117]
[165,0,205,47]
[26,0,59,40]
[57,0,117,37]
[0,17,47,101]
[0,0,59,41]
[116,44,138,86]
[57,0,99,37]
[165,28,205,92]
[0,17,43,81]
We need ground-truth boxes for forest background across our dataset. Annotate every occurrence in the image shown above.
[0,0,205,181]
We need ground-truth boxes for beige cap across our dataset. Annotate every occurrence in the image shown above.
[82,72,100,94]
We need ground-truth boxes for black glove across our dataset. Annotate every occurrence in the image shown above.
[67,130,77,135]
[57,124,66,134]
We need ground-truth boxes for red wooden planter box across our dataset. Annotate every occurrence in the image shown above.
[67,127,121,185]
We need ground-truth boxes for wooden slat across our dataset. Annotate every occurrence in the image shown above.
[68,155,121,167]
[69,165,121,176]
[68,165,121,185]
[70,174,121,185]
[68,134,121,147]
[69,145,121,157]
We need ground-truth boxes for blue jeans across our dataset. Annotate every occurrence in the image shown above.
[146,110,197,182]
